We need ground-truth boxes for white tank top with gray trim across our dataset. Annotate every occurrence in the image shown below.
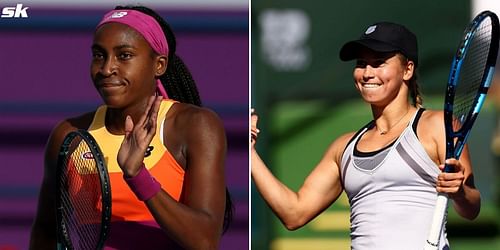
[340,109,450,250]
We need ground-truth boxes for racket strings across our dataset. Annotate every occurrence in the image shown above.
[453,17,493,131]
[59,136,104,250]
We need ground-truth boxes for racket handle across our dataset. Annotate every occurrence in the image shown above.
[443,163,454,173]
[424,193,449,250]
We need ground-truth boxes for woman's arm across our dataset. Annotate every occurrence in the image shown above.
[423,110,481,220]
[148,107,227,249]
[251,111,349,230]
[118,97,227,249]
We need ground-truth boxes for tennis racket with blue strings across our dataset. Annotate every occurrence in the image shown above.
[424,10,499,250]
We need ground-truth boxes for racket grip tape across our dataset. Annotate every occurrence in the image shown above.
[424,193,449,250]
[124,163,162,201]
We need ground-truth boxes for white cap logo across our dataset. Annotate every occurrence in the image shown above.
[111,11,128,18]
[365,25,376,35]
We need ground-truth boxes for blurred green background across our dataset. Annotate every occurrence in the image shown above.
[251,0,500,249]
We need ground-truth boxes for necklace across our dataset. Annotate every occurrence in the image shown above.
[376,109,410,135]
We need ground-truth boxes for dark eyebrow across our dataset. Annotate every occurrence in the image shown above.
[91,44,102,50]
[114,44,137,50]
[91,44,137,50]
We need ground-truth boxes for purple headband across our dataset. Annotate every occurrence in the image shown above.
[97,9,169,98]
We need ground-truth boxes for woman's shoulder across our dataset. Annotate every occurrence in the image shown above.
[336,131,358,146]
[169,103,223,126]
[60,111,95,131]
[325,131,358,163]
[44,111,97,163]
[417,108,446,143]
[420,108,444,126]
[48,111,96,145]
[167,103,225,140]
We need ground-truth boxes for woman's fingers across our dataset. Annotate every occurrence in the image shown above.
[137,96,161,129]
[436,177,462,187]
[436,159,465,196]
[251,109,258,127]
[145,96,162,132]
[124,115,134,138]
[251,108,260,143]
[131,96,162,139]
[136,96,155,127]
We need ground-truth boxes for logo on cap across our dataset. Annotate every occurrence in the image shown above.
[111,11,128,18]
[365,25,376,35]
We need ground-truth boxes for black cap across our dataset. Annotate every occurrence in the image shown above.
[339,22,418,65]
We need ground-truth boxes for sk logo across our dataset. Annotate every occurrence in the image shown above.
[1,4,29,18]
[144,146,154,157]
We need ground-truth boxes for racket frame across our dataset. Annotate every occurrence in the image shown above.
[55,129,112,250]
[443,11,499,171]
[425,10,499,250]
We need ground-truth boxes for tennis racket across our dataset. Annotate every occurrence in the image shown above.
[56,129,112,250]
[424,10,499,250]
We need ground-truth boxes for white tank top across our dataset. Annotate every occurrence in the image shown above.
[340,109,450,250]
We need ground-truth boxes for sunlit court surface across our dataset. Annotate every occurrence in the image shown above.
[0,0,249,249]
[251,0,500,249]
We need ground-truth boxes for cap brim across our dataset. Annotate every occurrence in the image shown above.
[339,39,399,61]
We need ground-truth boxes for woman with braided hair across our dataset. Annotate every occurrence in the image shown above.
[30,5,232,249]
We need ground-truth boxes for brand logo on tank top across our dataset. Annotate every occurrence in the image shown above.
[144,146,154,157]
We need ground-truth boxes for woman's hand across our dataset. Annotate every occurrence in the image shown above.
[117,96,163,177]
[251,108,260,148]
[436,158,466,199]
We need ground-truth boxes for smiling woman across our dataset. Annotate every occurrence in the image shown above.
[29,5,233,250]
[251,21,481,250]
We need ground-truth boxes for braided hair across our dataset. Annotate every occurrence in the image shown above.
[409,74,423,108]
[114,5,233,233]
[397,53,423,108]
